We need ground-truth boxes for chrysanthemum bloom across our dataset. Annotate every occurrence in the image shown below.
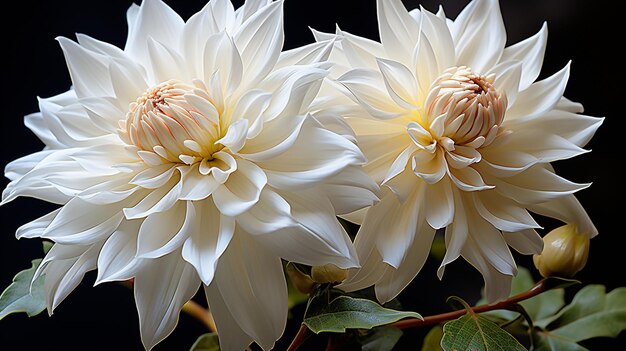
[316,0,602,303]
[1,0,379,349]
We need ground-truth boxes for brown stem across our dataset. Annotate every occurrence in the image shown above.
[287,324,312,351]
[391,279,549,329]
[181,300,217,332]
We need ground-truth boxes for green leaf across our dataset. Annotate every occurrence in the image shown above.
[303,295,421,333]
[190,333,220,351]
[441,313,527,351]
[421,325,444,351]
[533,285,626,350]
[360,326,403,351]
[0,259,46,320]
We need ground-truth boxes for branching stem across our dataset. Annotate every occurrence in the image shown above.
[391,279,549,329]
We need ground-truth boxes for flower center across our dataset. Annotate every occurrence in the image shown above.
[119,79,225,167]
[421,66,506,150]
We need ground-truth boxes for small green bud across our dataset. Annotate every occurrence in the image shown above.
[286,263,316,294]
[311,264,348,284]
[533,224,590,278]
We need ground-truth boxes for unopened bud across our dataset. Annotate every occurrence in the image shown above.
[533,224,590,278]
[286,263,316,294]
[311,264,348,284]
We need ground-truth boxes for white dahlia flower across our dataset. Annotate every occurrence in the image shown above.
[2,0,379,349]
[316,0,602,303]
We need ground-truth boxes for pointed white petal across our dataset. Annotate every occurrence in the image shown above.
[507,63,571,120]
[96,219,142,283]
[500,22,548,90]
[212,231,287,350]
[134,250,200,350]
[235,1,284,86]
[125,0,184,68]
[377,0,419,65]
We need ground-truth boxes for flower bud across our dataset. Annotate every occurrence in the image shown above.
[286,263,316,294]
[311,264,348,284]
[533,224,590,278]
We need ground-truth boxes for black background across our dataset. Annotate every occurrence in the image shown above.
[0,0,624,350]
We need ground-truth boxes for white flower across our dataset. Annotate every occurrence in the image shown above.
[1,0,378,349]
[316,0,602,303]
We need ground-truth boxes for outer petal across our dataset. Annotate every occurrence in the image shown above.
[134,251,201,350]
[258,189,358,268]
[376,0,419,65]
[210,230,287,351]
[38,242,103,312]
[182,200,235,285]
[499,22,548,90]
[258,116,366,190]
[234,1,284,86]
[451,0,506,72]
[124,0,184,69]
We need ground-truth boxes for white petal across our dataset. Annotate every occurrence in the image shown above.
[488,164,589,205]
[500,22,548,90]
[212,159,267,216]
[217,119,249,153]
[229,89,272,140]
[451,0,506,72]
[238,114,306,162]
[134,250,200,350]
[320,166,380,215]
[258,116,366,190]
[437,190,469,278]
[146,37,189,83]
[212,231,287,350]
[42,197,125,245]
[40,242,102,312]
[425,177,454,229]
[260,65,328,121]
[418,7,455,73]
[338,68,405,119]
[474,190,540,232]
[203,32,243,96]
[123,175,183,219]
[16,209,60,239]
[182,200,235,285]
[235,188,297,235]
[130,164,177,189]
[461,237,513,303]
[503,229,543,255]
[124,0,184,68]
[137,201,199,259]
[467,210,517,276]
[377,58,418,109]
[96,219,142,283]
[377,0,419,65]
[235,1,284,86]
[204,283,253,351]
[179,164,220,201]
[276,38,335,68]
[375,215,436,303]
[259,189,358,268]
[507,63,571,120]
[528,193,597,237]
[57,37,112,98]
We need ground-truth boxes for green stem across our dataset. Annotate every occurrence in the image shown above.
[391,279,548,329]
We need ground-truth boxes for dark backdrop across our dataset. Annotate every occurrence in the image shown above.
[1,1,623,350]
